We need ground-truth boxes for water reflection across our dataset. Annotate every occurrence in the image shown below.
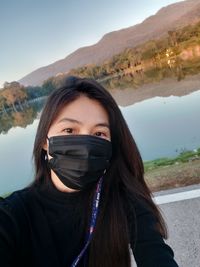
[0,98,46,134]
[121,90,200,160]
[0,119,38,196]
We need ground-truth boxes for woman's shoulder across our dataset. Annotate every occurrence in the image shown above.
[0,186,35,221]
[0,186,36,258]
[1,185,33,201]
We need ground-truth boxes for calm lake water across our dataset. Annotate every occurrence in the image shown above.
[0,89,200,196]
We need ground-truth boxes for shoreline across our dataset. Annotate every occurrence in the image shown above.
[109,73,200,106]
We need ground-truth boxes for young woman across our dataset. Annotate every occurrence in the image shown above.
[0,76,179,267]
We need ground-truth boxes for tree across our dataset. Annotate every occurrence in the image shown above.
[0,95,7,113]
[42,78,56,95]
[168,30,178,47]
[1,82,27,111]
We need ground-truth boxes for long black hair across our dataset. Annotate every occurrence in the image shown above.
[29,76,167,267]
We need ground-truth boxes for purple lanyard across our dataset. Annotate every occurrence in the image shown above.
[70,176,103,267]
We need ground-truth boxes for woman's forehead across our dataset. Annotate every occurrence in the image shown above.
[52,95,109,126]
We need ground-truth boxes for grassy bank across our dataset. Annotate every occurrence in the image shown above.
[144,148,200,172]
[144,148,200,192]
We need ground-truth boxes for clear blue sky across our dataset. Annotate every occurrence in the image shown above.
[0,0,183,87]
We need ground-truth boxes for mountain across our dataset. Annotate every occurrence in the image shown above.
[19,0,200,86]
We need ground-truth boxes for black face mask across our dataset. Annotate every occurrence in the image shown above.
[47,135,112,190]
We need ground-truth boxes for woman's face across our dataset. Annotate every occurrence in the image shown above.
[43,95,111,192]
[46,94,111,141]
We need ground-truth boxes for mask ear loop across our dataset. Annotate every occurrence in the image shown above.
[45,136,50,161]
[44,153,48,161]
[45,136,49,159]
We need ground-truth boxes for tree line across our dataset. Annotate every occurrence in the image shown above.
[70,20,200,79]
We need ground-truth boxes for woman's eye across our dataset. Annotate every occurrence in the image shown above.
[62,128,73,134]
[95,132,106,137]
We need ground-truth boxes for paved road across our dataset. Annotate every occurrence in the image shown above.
[131,184,200,267]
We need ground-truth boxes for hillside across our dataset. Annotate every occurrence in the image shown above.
[19,0,200,86]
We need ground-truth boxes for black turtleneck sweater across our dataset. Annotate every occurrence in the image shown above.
[0,178,179,267]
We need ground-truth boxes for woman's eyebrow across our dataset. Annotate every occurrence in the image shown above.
[58,117,82,124]
[57,117,110,129]
[95,123,110,129]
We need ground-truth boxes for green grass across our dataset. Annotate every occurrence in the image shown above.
[144,147,200,172]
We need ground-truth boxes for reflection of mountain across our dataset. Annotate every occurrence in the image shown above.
[109,74,200,107]
[0,100,44,134]
[19,0,200,86]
